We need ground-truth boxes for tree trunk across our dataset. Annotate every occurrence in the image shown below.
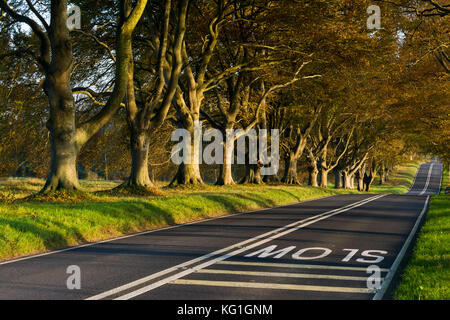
[123,130,153,187]
[216,138,235,185]
[172,136,203,185]
[216,163,235,185]
[121,0,186,189]
[282,154,299,184]
[364,168,377,192]
[170,124,204,186]
[356,173,364,191]
[42,133,80,192]
[363,173,375,192]
[41,77,80,192]
[343,171,353,189]
[240,164,263,184]
[334,169,343,189]
[172,161,203,185]
[355,164,366,191]
[379,170,386,185]
[379,162,386,185]
[319,168,329,188]
[357,177,364,191]
[308,166,319,187]
[318,153,329,188]
[306,148,319,187]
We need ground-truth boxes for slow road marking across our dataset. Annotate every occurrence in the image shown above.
[216,260,390,272]
[87,194,386,300]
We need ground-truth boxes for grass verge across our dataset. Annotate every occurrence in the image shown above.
[393,167,449,300]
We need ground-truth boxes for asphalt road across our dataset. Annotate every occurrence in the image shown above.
[0,162,442,300]
[406,161,442,195]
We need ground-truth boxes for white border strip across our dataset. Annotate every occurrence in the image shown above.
[372,195,430,300]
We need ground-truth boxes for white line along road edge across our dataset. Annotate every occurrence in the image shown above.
[87,194,386,300]
[372,195,430,300]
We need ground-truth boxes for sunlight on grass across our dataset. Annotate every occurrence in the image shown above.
[393,195,450,300]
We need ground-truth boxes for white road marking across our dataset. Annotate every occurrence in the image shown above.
[197,269,383,281]
[373,195,430,300]
[87,195,378,300]
[216,260,390,272]
[171,279,375,294]
[419,163,434,195]
[102,194,386,300]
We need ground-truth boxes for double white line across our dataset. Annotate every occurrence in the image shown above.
[87,194,386,300]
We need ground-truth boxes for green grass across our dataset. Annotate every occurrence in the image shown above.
[0,162,419,262]
[393,168,450,300]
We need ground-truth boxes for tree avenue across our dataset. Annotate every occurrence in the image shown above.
[0,0,447,194]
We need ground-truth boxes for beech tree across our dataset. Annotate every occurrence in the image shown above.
[306,109,354,188]
[167,0,234,186]
[0,0,148,192]
[119,0,188,188]
[264,92,320,185]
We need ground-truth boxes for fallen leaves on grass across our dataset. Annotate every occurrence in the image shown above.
[98,184,166,197]
[0,191,15,204]
[18,190,99,203]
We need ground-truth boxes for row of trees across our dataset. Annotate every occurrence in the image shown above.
[0,0,448,193]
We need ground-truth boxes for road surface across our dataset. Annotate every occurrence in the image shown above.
[0,162,442,300]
